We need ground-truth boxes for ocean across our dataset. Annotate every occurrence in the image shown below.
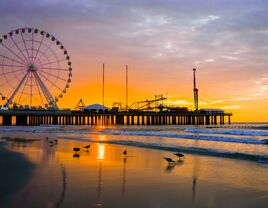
[1,123,268,207]
[1,123,268,163]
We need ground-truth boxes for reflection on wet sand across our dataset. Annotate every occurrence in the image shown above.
[96,162,103,206]
[56,164,67,208]
[96,144,104,206]
[165,164,175,172]
[192,176,197,205]
[3,138,268,208]
[122,157,127,196]
[192,140,200,206]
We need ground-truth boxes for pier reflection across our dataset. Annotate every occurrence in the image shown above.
[96,144,105,206]
[192,140,200,205]
[97,144,105,160]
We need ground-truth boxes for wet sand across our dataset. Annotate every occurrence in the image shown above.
[0,142,35,207]
[1,137,268,208]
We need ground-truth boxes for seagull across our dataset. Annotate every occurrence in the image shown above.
[163,156,175,165]
[174,153,184,159]
[48,141,54,146]
[83,144,90,151]
[73,147,80,153]
[123,150,127,156]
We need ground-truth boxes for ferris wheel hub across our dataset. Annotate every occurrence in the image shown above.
[28,63,37,72]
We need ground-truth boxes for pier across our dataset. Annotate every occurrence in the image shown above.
[0,29,234,128]
[0,110,232,126]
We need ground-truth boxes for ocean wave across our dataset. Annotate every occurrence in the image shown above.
[101,130,268,145]
[185,128,268,136]
[40,136,268,162]
[0,126,93,135]
[103,140,268,162]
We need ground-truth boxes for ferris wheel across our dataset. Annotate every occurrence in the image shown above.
[0,27,72,109]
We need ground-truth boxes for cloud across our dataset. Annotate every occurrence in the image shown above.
[229,74,268,103]
[254,76,268,96]
[220,55,239,61]
[1,0,268,68]
[233,97,257,101]
[192,15,220,27]
[1,0,268,112]
[221,105,241,110]
[166,99,192,106]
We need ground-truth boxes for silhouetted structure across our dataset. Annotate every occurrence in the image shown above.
[73,99,85,111]
[193,68,198,111]
[0,109,232,126]
[126,65,129,109]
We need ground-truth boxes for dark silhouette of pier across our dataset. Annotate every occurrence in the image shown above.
[0,109,232,126]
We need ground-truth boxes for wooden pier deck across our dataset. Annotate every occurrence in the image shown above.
[0,110,232,126]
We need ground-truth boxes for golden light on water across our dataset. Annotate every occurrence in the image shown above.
[97,144,105,160]
[99,135,106,142]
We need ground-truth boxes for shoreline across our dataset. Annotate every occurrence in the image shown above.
[1,133,268,163]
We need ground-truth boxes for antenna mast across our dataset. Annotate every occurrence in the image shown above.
[193,68,198,111]
[126,65,128,109]
[102,63,105,106]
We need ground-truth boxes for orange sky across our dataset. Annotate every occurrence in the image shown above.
[1,0,268,122]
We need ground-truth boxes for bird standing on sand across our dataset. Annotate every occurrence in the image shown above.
[73,147,80,153]
[163,156,175,165]
[48,141,54,146]
[83,144,90,151]
[123,150,127,156]
[174,153,184,159]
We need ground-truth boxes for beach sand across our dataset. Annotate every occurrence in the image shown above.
[1,137,268,208]
[0,142,35,208]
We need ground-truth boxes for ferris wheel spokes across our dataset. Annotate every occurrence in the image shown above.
[0,54,26,65]
[5,71,29,107]
[34,73,45,105]
[33,34,45,62]
[38,59,67,66]
[31,31,34,62]
[33,71,56,106]
[37,70,67,82]
[18,72,31,105]
[0,68,24,77]
[0,63,25,68]
[9,35,30,63]
[34,34,55,63]
[20,31,32,62]
[39,66,69,71]
[37,72,63,92]
[0,41,27,64]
